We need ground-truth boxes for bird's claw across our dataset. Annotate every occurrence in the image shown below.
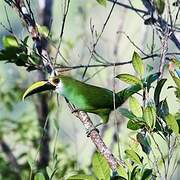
[86,123,103,137]
[71,109,79,113]
[86,127,99,137]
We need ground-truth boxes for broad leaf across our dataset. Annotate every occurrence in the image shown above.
[3,35,19,48]
[145,72,160,92]
[130,166,141,180]
[117,72,160,103]
[125,149,142,165]
[154,0,165,15]
[119,108,142,121]
[136,133,151,155]
[116,74,142,85]
[143,106,156,129]
[34,173,45,180]
[154,79,167,106]
[169,71,180,89]
[132,52,144,76]
[142,169,153,179]
[127,120,142,130]
[157,98,169,119]
[37,24,49,38]
[129,96,142,117]
[165,114,179,135]
[117,165,128,179]
[68,175,95,180]
[92,152,110,180]
[96,0,107,6]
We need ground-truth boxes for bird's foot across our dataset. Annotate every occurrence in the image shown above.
[71,109,79,114]
[86,127,99,137]
[86,123,103,137]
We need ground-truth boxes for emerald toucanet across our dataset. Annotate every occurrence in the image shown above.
[23,73,159,123]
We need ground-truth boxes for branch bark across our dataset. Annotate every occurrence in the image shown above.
[73,111,120,171]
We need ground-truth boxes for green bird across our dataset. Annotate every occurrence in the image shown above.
[23,73,159,123]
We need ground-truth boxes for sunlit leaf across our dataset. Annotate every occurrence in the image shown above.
[3,35,19,48]
[92,152,110,180]
[165,113,179,135]
[130,166,141,180]
[143,106,156,129]
[127,120,142,130]
[37,24,49,38]
[116,74,142,85]
[96,0,107,6]
[68,174,96,180]
[129,96,143,117]
[154,0,165,15]
[169,71,180,89]
[34,173,45,180]
[119,108,142,121]
[132,52,144,76]
[117,165,128,179]
[125,149,142,165]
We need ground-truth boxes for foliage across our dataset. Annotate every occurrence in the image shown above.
[0,0,180,180]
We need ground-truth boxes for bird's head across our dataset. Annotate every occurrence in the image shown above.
[22,77,61,100]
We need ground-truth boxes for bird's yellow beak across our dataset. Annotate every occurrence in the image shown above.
[22,80,56,100]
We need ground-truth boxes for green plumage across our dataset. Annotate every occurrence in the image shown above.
[23,73,160,123]
[57,76,121,123]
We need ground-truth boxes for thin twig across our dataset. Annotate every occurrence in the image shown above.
[54,0,71,64]
[82,0,117,78]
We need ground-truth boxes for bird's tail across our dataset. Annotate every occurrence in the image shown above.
[117,72,160,105]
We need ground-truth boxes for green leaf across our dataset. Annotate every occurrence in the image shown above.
[142,169,153,179]
[37,24,49,38]
[119,108,141,121]
[145,72,160,92]
[130,166,141,180]
[117,165,128,179]
[129,96,142,117]
[127,120,142,130]
[27,157,36,171]
[146,64,153,73]
[124,149,142,165]
[3,35,19,48]
[154,79,167,106]
[136,133,151,155]
[68,175,96,180]
[92,152,110,180]
[96,0,107,6]
[169,71,180,89]
[132,52,144,76]
[143,106,156,129]
[157,98,169,119]
[165,114,179,135]
[154,0,165,15]
[34,173,45,180]
[116,74,142,85]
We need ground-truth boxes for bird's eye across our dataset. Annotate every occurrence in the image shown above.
[52,78,60,85]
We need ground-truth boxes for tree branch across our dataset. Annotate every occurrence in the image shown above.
[72,111,120,171]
